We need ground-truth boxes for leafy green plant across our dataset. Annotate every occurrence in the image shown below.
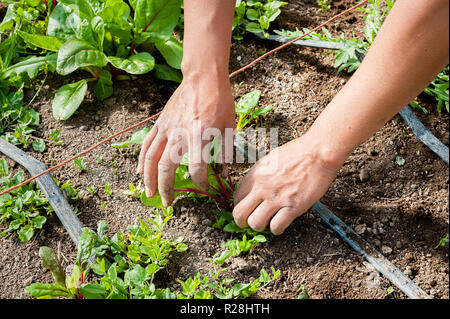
[26,214,279,299]
[411,66,449,114]
[233,0,287,40]
[235,89,273,130]
[73,157,87,172]
[297,284,310,299]
[274,27,368,73]
[1,0,184,121]
[86,185,98,197]
[438,233,449,248]
[104,182,112,196]
[111,127,149,148]
[0,87,45,152]
[56,179,84,201]
[0,158,52,242]
[317,0,330,13]
[123,182,144,199]
[49,128,64,146]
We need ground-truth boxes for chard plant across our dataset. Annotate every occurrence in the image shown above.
[233,0,288,40]
[26,212,280,299]
[0,158,51,242]
[1,0,184,120]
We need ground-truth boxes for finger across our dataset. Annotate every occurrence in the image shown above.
[269,207,299,235]
[233,171,255,206]
[247,200,281,232]
[188,137,210,191]
[137,125,158,174]
[143,134,167,197]
[158,139,182,207]
[232,193,263,229]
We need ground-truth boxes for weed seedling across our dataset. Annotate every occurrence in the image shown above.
[86,186,98,197]
[104,183,112,196]
[73,158,87,172]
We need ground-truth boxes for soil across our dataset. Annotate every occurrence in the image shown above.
[0,0,448,299]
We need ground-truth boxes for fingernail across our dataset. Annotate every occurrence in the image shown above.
[136,164,141,174]
[145,186,151,198]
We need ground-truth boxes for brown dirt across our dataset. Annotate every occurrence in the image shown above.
[0,0,448,299]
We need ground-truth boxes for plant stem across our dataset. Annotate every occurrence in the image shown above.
[210,164,231,200]
[174,188,232,211]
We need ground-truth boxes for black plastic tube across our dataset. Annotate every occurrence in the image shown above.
[234,134,430,299]
[0,138,84,245]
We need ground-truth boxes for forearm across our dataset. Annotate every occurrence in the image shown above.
[181,0,236,79]
[306,0,449,167]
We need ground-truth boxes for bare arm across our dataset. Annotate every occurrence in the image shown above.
[138,0,236,207]
[233,0,449,235]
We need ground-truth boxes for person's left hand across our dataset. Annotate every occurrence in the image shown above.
[232,135,343,235]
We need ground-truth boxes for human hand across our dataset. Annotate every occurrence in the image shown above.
[137,74,235,207]
[232,134,344,235]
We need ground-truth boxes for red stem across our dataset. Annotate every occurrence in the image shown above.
[175,188,232,211]
[52,0,56,7]
[210,164,231,200]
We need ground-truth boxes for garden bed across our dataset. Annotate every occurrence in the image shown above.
[0,0,448,299]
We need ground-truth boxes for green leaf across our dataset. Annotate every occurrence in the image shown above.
[130,127,150,144]
[32,216,47,229]
[395,156,405,166]
[108,52,155,75]
[17,31,63,52]
[126,264,148,285]
[153,64,182,83]
[47,3,80,40]
[155,37,183,69]
[2,54,57,80]
[235,90,261,115]
[79,283,106,299]
[245,22,263,34]
[111,141,131,148]
[39,246,66,286]
[0,158,9,176]
[58,0,95,20]
[134,0,182,41]
[52,79,88,120]
[18,224,34,242]
[25,283,70,298]
[56,39,108,76]
[32,139,46,153]
[94,70,113,101]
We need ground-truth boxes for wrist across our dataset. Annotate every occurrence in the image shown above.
[298,130,350,172]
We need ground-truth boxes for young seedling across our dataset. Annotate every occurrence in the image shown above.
[86,186,98,197]
[73,158,87,172]
[104,183,112,197]
[49,129,64,146]
[123,182,144,199]
[235,90,273,131]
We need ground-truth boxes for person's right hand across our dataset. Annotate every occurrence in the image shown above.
[137,74,235,207]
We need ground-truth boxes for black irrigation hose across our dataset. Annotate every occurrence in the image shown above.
[258,33,449,165]
[0,138,83,245]
[234,134,430,299]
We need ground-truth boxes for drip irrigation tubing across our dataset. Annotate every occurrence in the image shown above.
[234,134,430,299]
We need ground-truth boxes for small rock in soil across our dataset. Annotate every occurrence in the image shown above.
[359,169,370,182]
[396,241,402,249]
[404,266,412,276]
[381,246,392,255]
[355,224,366,235]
